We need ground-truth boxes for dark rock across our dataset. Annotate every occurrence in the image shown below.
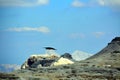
[61,53,73,60]
[27,57,37,67]
[112,37,120,42]
[31,59,56,68]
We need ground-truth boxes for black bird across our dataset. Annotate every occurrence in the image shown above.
[44,47,56,50]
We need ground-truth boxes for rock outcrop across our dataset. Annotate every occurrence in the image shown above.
[21,53,74,69]
[21,54,59,69]
[61,53,73,60]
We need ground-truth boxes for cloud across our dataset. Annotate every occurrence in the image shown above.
[0,0,49,7]
[37,0,49,5]
[97,0,120,7]
[7,26,50,33]
[70,33,85,39]
[1,64,20,70]
[72,0,85,7]
[93,32,105,38]
[97,0,105,6]
[71,0,120,9]
[0,64,20,72]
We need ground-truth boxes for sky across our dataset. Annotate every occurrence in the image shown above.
[0,0,120,65]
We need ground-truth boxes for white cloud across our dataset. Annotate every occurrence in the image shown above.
[1,64,20,70]
[97,0,120,7]
[37,0,49,5]
[0,64,20,72]
[97,0,120,11]
[93,32,105,38]
[97,0,105,6]
[71,0,120,9]
[0,0,49,7]
[72,0,85,7]
[70,33,85,39]
[7,26,50,33]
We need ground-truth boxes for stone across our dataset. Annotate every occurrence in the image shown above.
[61,53,73,60]
[52,57,74,66]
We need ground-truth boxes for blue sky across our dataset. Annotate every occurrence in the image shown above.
[0,0,120,64]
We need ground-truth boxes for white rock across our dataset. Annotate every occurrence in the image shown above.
[53,57,74,66]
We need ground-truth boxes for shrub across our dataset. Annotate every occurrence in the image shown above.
[113,51,120,53]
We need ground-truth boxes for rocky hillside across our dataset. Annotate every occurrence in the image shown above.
[0,37,120,80]
[84,37,120,68]
[88,37,120,59]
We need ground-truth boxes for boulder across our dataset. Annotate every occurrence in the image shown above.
[61,53,73,60]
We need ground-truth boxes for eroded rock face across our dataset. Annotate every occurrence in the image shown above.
[21,54,59,69]
[21,53,75,69]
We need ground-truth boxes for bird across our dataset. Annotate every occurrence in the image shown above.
[44,47,56,50]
